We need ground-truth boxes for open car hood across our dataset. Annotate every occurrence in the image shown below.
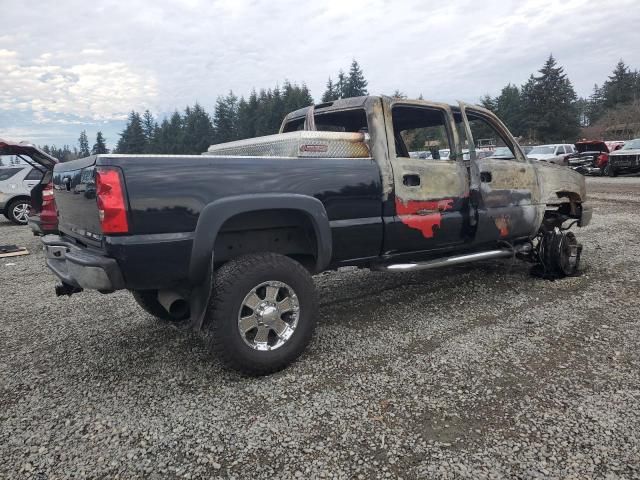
[0,138,58,170]
[575,141,608,154]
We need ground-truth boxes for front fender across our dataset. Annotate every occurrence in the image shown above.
[534,162,587,205]
[188,193,332,284]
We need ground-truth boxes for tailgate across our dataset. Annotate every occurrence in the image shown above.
[53,156,103,241]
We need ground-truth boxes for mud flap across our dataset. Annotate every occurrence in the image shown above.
[189,253,214,330]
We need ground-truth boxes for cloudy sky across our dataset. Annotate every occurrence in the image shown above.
[1,0,639,148]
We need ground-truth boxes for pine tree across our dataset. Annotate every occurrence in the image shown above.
[603,60,636,109]
[183,103,214,154]
[78,130,90,157]
[520,55,579,142]
[391,90,407,99]
[586,83,606,125]
[92,131,108,155]
[495,84,522,135]
[321,78,338,102]
[213,92,238,143]
[236,89,259,140]
[141,110,156,150]
[479,94,497,112]
[344,59,368,98]
[166,111,184,154]
[335,70,347,99]
[116,111,146,153]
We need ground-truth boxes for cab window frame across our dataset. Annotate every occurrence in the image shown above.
[390,103,456,162]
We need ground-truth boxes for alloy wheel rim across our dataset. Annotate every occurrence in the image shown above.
[237,280,300,351]
[12,203,30,224]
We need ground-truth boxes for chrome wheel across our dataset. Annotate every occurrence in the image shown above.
[12,202,30,224]
[237,280,300,351]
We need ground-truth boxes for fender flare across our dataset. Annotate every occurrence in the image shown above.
[188,193,332,284]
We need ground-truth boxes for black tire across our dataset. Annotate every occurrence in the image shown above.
[608,165,618,177]
[6,198,31,225]
[205,253,318,376]
[131,290,190,324]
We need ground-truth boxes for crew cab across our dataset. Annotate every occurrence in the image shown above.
[30,96,591,375]
[608,138,640,176]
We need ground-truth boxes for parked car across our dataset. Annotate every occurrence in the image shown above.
[567,140,619,176]
[0,140,59,232]
[521,145,534,155]
[30,96,590,376]
[489,146,515,160]
[527,144,576,165]
[0,165,44,225]
[608,138,640,176]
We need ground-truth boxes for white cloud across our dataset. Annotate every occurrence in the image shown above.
[0,0,639,147]
[0,49,158,121]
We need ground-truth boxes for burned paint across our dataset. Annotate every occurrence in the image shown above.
[395,198,455,238]
[494,215,510,237]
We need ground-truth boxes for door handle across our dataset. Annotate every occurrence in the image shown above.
[480,171,492,183]
[403,174,421,187]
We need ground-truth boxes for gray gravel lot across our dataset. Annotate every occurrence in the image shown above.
[1,176,640,479]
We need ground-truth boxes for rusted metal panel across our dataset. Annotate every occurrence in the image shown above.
[535,163,587,204]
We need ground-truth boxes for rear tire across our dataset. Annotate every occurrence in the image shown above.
[131,290,190,324]
[6,198,31,225]
[205,253,318,376]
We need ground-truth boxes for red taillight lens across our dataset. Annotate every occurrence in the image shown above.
[42,182,54,207]
[95,167,129,234]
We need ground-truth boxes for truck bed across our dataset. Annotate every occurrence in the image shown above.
[52,153,383,290]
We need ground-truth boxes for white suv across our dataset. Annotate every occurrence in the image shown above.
[527,144,576,165]
[0,165,44,224]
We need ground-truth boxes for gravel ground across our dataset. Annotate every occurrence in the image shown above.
[1,176,640,479]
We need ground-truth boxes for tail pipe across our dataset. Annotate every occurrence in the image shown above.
[55,283,83,296]
[157,290,189,319]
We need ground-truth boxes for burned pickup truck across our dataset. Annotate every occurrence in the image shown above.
[31,96,590,375]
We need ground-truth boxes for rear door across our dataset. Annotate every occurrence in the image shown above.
[457,102,542,244]
[383,98,470,254]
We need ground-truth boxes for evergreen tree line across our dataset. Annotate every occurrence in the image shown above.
[481,56,640,143]
[40,130,108,162]
[42,56,640,158]
[114,59,370,155]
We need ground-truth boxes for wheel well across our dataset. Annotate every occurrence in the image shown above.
[543,191,583,229]
[213,209,319,271]
[5,195,31,211]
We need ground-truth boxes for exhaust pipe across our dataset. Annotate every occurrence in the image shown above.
[55,283,83,296]
[374,246,530,273]
[157,290,189,319]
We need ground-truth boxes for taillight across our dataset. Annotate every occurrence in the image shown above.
[42,182,54,207]
[95,167,129,234]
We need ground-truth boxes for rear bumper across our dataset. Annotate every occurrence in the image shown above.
[42,235,125,291]
[571,165,600,175]
[29,214,58,236]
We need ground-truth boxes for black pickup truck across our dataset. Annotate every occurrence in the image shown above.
[27,96,591,375]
